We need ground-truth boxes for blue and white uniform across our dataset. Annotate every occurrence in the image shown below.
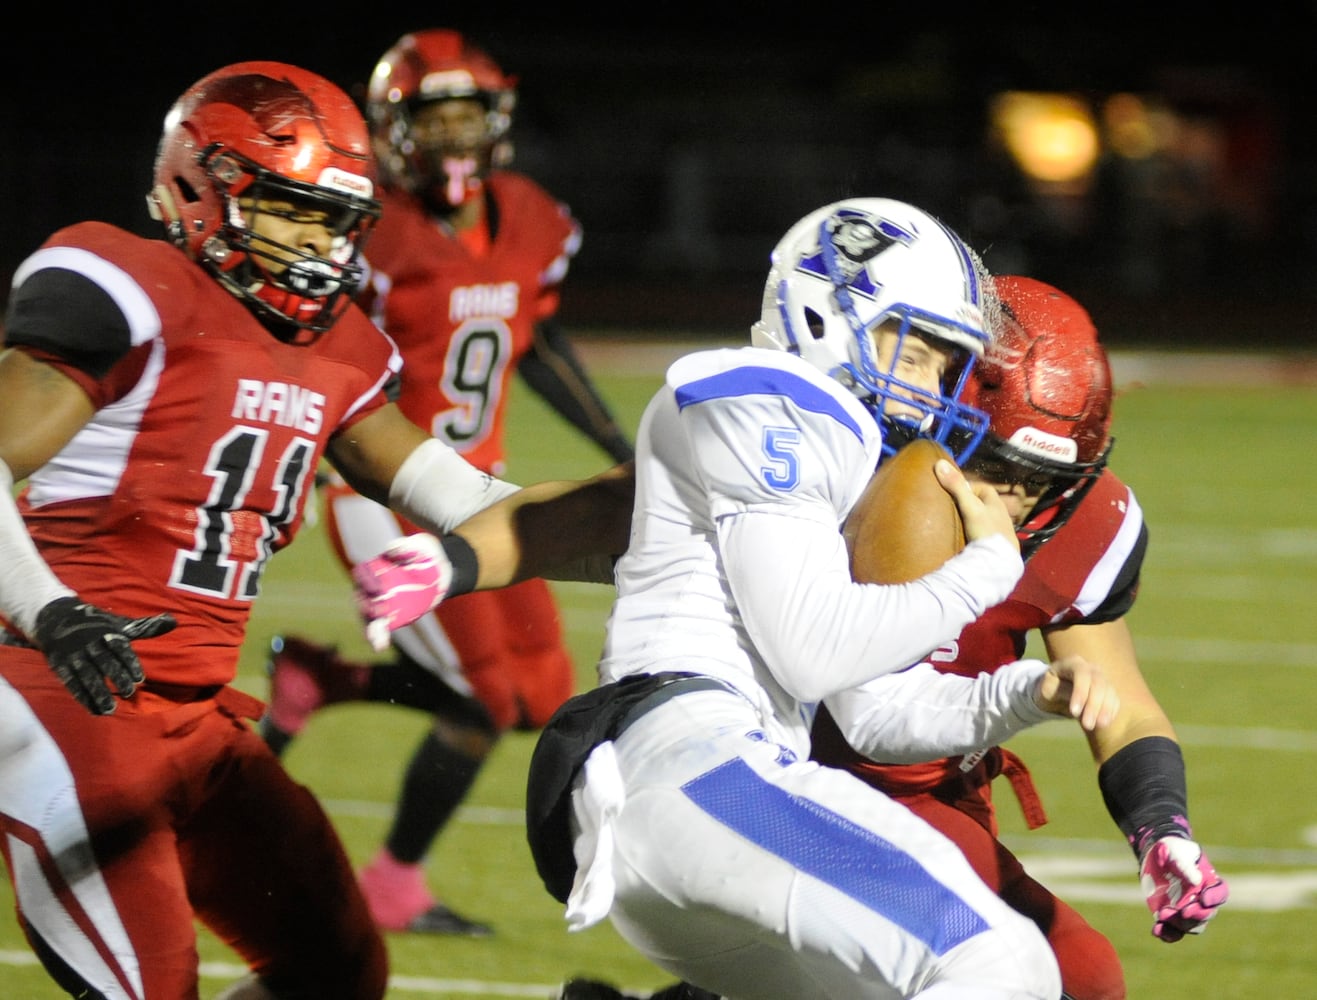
[567,347,1063,1000]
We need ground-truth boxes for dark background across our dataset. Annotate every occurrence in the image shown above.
[5,8,1315,346]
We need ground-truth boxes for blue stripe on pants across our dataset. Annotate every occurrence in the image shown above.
[681,757,988,956]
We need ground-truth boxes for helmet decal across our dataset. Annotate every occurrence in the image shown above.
[419,69,486,99]
[206,74,321,133]
[798,210,915,295]
[1002,425,1079,464]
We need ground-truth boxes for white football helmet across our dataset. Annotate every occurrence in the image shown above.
[750,197,992,462]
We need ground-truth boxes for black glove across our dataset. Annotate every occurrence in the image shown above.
[33,597,177,715]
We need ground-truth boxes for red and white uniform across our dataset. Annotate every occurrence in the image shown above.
[362,176,577,475]
[812,469,1146,1000]
[0,222,396,998]
[323,173,579,729]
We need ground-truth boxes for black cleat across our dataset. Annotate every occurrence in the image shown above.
[404,902,493,937]
[557,981,628,1000]
[650,985,720,1000]
[556,980,719,1000]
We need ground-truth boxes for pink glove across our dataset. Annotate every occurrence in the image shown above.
[351,534,453,652]
[1139,835,1229,942]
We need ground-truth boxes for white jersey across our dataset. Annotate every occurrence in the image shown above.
[548,347,1062,999]
[599,346,1025,758]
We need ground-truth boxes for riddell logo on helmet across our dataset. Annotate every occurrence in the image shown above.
[318,167,374,198]
[1007,427,1078,463]
[420,69,480,97]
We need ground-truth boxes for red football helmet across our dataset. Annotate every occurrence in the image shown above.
[147,61,380,339]
[366,29,516,211]
[965,275,1114,545]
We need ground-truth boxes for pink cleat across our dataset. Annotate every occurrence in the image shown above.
[358,850,492,936]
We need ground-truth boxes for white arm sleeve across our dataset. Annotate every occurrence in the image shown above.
[0,458,75,635]
[725,512,1023,703]
[387,438,521,535]
[824,658,1055,764]
[668,349,1021,703]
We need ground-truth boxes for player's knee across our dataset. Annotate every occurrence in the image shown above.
[432,712,499,756]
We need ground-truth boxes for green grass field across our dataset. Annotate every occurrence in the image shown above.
[3,342,1316,997]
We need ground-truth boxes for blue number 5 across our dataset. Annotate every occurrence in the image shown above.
[761,426,800,490]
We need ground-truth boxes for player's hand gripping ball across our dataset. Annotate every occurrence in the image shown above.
[844,438,966,585]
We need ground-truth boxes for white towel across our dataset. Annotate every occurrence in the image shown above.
[564,740,626,931]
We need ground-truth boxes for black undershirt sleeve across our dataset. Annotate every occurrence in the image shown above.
[5,268,133,379]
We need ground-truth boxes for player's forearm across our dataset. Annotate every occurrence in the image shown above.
[1043,621,1176,764]
[741,528,1022,703]
[0,457,75,635]
[347,456,630,650]
[452,462,634,589]
[1098,735,1193,857]
[826,658,1053,763]
[384,437,521,534]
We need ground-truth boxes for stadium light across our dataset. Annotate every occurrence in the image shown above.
[991,91,1101,185]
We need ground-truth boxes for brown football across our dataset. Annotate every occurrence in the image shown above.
[843,438,966,584]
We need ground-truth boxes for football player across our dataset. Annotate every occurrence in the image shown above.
[0,61,629,999]
[524,199,1118,1000]
[810,275,1230,999]
[256,29,635,937]
[558,276,1228,1000]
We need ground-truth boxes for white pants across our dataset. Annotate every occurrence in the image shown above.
[568,688,1060,1000]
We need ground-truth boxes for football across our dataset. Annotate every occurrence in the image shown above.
[843,438,966,584]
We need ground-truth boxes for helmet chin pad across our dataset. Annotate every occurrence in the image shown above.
[431,154,483,209]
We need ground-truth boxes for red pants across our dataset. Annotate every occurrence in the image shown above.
[434,579,574,729]
[0,650,386,999]
[896,784,1126,1000]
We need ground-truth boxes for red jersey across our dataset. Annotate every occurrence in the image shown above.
[7,222,401,687]
[813,469,1147,791]
[358,173,580,476]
